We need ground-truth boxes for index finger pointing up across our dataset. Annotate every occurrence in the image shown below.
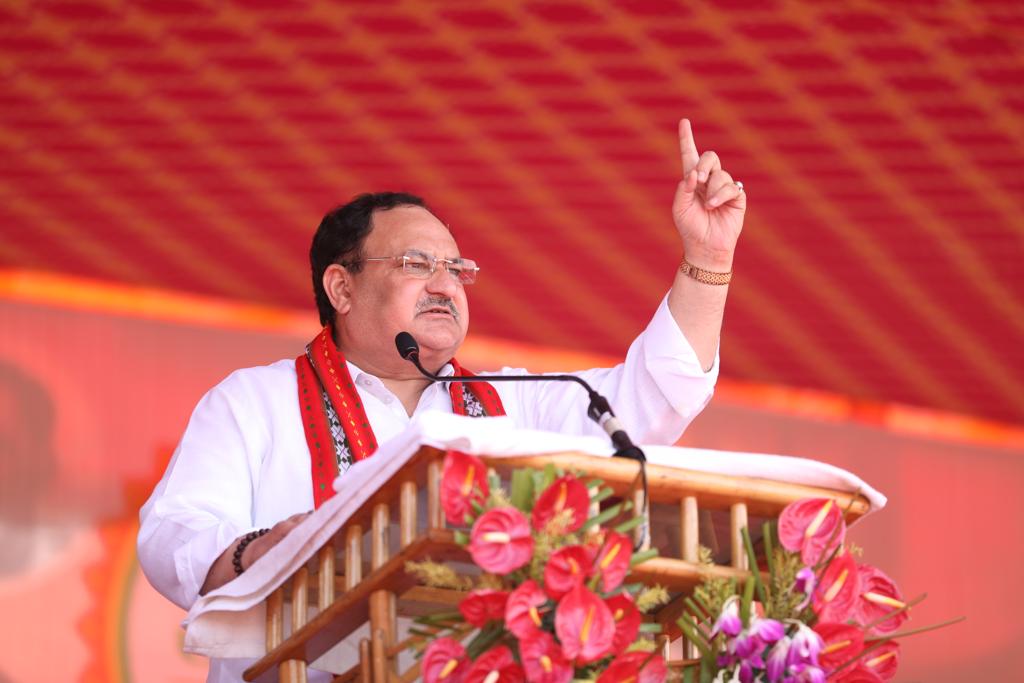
[679,118,700,176]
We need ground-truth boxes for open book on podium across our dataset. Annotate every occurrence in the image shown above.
[182,412,885,682]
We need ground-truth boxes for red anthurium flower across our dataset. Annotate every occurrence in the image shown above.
[422,637,468,683]
[813,551,859,624]
[468,506,534,574]
[593,531,632,592]
[855,565,908,635]
[441,451,489,526]
[605,593,641,652]
[779,497,846,566]
[519,632,573,683]
[464,645,525,683]
[860,640,899,681]
[555,584,616,664]
[531,474,590,533]
[543,545,593,600]
[637,653,668,683]
[596,651,668,683]
[506,579,549,639]
[814,622,865,671]
[458,589,510,627]
[834,665,884,683]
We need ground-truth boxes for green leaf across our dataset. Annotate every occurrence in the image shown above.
[415,610,463,624]
[509,469,535,512]
[592,487,615,503]
[541,463,557,489]
[741,526,767,605]
[487,469,502,495]
[408,627,439,637]
[762,520,776,597]
[740,575,755,626]
[638,622,663,633]
[699,655,714,683]
[629,548,659,567]
[866,615,966,642]
[465,622,505,660]
[613,515,645,534]
[405,626,450,638]
[470,499,484,515]
[580,502,623,532]
[453,530,469,546]
[585,478,604,490]
[684,597,708,624]
[676,616,711,658]
[691,592,713,618]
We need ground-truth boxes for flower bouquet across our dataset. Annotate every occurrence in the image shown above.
[407,451,670,683]
[676,498,963,683]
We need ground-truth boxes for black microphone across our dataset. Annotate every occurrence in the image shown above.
[394,332,645,462]
[395,331,420,363]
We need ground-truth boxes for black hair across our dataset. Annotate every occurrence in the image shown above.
[309,191,429,326]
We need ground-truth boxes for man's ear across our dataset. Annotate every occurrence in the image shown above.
[323,264,354,316]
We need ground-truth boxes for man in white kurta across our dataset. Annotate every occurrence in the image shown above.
[138,119,747,682]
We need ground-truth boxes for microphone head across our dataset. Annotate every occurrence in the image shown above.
[395,332,420,361]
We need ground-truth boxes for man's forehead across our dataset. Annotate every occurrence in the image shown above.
[367,205,458,254]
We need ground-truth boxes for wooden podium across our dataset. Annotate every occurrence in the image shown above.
[242,446,871,683]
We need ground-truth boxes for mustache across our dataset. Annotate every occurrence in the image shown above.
[416,295,460,321]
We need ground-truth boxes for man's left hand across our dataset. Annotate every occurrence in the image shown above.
[672,118,747,271]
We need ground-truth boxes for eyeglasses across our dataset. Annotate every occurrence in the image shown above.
[356,250,479,285]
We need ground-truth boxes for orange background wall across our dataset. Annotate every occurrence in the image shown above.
[1,276,1021,682]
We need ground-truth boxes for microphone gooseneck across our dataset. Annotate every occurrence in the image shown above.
[393,332,645,463]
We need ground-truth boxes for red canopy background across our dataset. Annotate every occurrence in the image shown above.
[2,0,1022,423]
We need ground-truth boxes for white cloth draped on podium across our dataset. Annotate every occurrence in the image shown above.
[181,411,886,674]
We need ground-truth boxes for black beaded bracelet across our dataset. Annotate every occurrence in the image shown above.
[232,528,270,576]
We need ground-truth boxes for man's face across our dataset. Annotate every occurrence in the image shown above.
[339,205,470,367]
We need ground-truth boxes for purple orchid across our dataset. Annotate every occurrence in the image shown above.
[732,630,762,659]
[788,623,824,664]
[750,615,785,644]
[711,596,743,638]
[794,567,816,610]
[731,617,783,661]
[765,622,828,683]
[785,662,826,683]
[766,636,791,682]
[713,604,786,682]
[767,623,826,683]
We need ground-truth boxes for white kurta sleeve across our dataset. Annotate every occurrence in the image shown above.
[501,293,718,444]
[137,373,266,610]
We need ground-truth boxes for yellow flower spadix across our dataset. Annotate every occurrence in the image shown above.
[805,500,834,538]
